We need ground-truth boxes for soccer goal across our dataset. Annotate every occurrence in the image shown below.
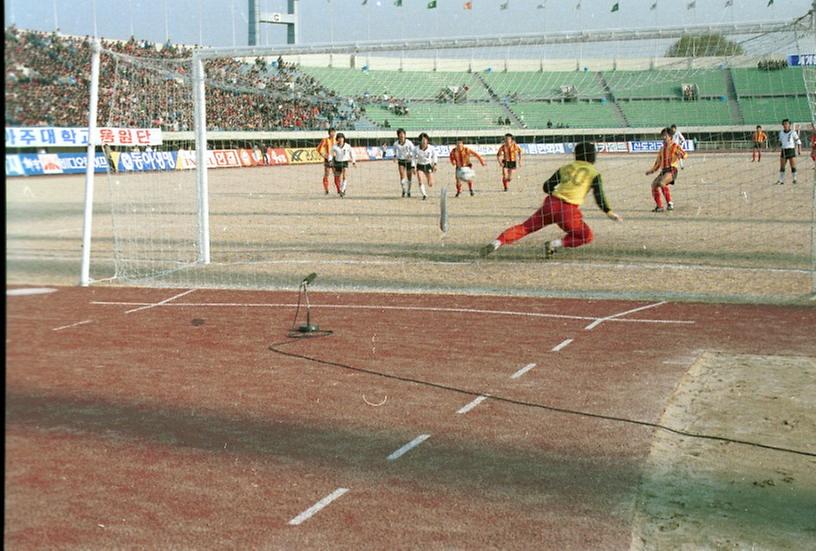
[84,12,816,303]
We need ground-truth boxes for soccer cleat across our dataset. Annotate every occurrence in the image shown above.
[479,242,498,257]
[401,190,406,197]
[775,180,784,185]
[470,190,475,196]
[543,241,555,260]
[407,192,411,198]
[325,190,329,195]
[455,191,461,198]
[793,179,798,184]
[422,195,427,201]
[652,206,665,213]
[667,201,674,211]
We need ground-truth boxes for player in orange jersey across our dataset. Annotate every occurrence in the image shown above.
[646,128,687,212]
[497,133,523,192]
[449,138,486,197]
[751,125,767,162]
[316,127,337,194]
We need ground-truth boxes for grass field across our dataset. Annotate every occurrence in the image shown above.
[6,153,815,303]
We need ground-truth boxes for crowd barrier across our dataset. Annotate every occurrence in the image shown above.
[5,140,693,177]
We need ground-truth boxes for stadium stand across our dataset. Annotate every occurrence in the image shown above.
[738,96,812,125]
[513,101,622,128]
[4,27,357,131]
[480,70,606,100]
[299,66,490,101]
[605,69,729,99]
[4,27,810,132]
[619,99,738,127]
[364,102,505,131]
[731,67,807,97]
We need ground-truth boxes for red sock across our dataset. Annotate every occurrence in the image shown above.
[502,178,508,190]
[652,188,663,208]
[456,183,462,193]
[662,185,672,203]
[322,176,329,192]
[334,175,341,193]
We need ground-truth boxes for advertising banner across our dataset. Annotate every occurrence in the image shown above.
[5,152,109,176]
[265,147,289,166]
[5,127,163,148]
[285,147,324,164]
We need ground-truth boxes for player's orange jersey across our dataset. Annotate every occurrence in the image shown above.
[652,142,687,171]
[450,146,482,167]
[753,130,767,143]
[316,137,335,159]
[498,143,522,162]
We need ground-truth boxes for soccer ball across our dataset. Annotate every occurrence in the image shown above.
[456,166,475,182]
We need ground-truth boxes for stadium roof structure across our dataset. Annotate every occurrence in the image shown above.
[193,12,814,60]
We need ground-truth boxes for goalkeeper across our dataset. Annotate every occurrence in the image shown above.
[480,142,621,259]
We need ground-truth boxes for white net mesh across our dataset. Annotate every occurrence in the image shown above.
[95,19,816,302]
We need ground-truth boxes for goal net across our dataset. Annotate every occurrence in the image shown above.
[93,14,816,303]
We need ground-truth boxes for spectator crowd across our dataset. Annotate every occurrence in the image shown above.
[5,26,359,131]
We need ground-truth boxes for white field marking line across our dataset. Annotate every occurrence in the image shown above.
[456,395,488,414]
[387,434,431,461]
[123,289,197,314]
[90,301,695,326]
[52,319,93,332]
[551,338,574,352]
[288,488,349,526]
[511,363,537,379]
[584,301,668,331]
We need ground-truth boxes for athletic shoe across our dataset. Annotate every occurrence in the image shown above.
[543,241,555,260]
[407,192,411,198]
[455,191,461,198]
[775,181,784,185]
[470,190,475,196]
[325,190,329,195]
[401,190,406,197]
[503,188,508,192]
[793,179,798,184]
[667,201,674,211]
[653,206,665,212]
[339,191,345,198]
[422,196,427,201]
[479,242,498,257]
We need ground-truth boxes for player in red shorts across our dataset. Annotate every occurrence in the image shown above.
[479,142,622,259]
[646,128,687,212]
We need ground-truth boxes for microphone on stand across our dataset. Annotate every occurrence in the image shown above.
[298,272,319,333]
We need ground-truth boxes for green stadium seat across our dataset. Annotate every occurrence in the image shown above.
[480,71,606,100]
[618,99,737,127]
[512,101,622,128]
[739,97,812,125]
[731,68,807,98]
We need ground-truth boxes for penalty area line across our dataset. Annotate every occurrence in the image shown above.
[288,488,349,526]
[124,289,197,314]
[585,301,668,331]
[52,319,93,332]
[387,434,431,461]
[457,395,488,414]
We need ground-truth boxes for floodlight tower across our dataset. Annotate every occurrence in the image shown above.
[248,0,298,46]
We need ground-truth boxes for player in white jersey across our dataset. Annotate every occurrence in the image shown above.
[392,128,415,198]
[776,119,801,185]
[330,133,356,197]
[412,132,438,200]
[670,124,687,169]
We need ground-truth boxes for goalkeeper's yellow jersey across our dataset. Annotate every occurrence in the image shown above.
[545,160,610,212]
